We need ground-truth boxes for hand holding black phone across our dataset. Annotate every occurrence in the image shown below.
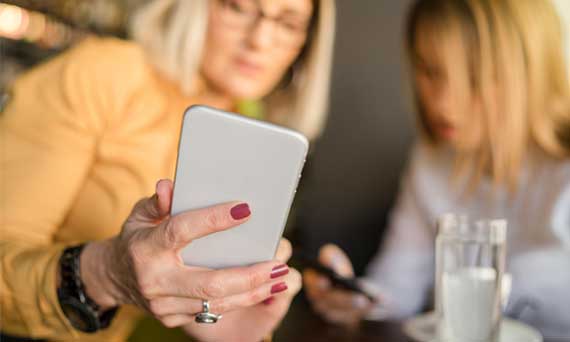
[295,252,377,302]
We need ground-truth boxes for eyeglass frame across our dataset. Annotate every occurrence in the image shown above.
[213,0,317,48]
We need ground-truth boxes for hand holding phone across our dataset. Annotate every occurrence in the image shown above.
[302,244,379,326]
[296,252,376,302]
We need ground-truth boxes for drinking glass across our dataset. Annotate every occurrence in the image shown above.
[435,215,507,342]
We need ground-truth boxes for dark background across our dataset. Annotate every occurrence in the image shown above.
[292,0,415,275]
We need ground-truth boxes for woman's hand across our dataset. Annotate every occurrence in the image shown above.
[181,238,302,342]
[304,244,375,326]
[79,179,292,328]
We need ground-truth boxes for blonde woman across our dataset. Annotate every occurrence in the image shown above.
[0,0,335,341]
[305,0,570,337]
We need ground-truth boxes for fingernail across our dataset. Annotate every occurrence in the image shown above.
[156,179,167,193]
[271,282,288,295]
[230,203,250,220]
[270,264,289,279]
[155,180,161,193]
[263,297,275,305]
[352,295,369,309]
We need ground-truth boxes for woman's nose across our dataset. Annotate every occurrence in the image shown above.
[246,18,276,50]
[430,84,455,118]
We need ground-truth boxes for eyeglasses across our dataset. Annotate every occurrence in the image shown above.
[215,0,312,47]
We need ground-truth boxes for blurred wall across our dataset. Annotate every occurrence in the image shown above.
[294,0,415,275]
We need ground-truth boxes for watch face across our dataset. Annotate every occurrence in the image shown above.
[60,298,99,333]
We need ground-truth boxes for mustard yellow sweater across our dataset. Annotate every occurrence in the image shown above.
[1,37,196,341]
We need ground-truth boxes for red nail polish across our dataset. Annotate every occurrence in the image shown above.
[270,264,289,279]
[263,297,275,305]
[230,203,250,220]
[271,282,288,295]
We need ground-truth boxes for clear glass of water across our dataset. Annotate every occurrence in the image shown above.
[435,215,507,342]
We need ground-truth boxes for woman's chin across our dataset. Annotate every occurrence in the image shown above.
[220,78,276,101]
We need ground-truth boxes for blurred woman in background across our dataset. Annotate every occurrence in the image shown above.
[1,0,335,341]
[305,0,570,337]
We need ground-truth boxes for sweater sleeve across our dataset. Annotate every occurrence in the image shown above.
[0,37,144,339]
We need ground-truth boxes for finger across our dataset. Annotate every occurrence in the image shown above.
[262,268,302,306]
[158,314,194,328]
[151,270,303,316]
[303,269,331,299]
[211,267,301,311]
[165,260,288,298]
[150,297,202,317]
[129,179,173,224]
[211,279,291,316]
[319,244,354,278]
[150,278,291,317]
[320,308,362,326]
[155,179,173,217]
[322,290,372,312]
[154,201,251,250]
[273,267,302,299]
[274,238,292,263]
[312,296,367,326]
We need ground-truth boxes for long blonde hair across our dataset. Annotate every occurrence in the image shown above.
[129,0,336,140]
[406,0,570,191]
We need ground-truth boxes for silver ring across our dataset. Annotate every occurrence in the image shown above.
[195,300,222,324]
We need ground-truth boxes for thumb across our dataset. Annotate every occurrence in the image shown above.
[130,179,173,224]
[155,179,173,217]
[319,244,354,278]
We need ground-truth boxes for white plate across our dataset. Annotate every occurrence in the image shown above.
[403,311,542,342]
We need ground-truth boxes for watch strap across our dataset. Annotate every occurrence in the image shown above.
[57,244,118,332]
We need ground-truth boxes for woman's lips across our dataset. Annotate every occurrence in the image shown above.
[235,58,264,77]
[434,122,457,140]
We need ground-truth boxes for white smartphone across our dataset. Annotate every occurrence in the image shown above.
[171,105,308,269]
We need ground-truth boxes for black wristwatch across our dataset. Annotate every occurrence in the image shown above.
[57,244,118,333]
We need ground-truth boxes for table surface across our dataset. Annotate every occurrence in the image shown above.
[273,295,567,342]
[274,295,408,342]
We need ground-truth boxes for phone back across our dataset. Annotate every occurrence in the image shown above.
[172,106,308,269]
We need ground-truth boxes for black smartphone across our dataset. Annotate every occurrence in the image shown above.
[294,252,377,302]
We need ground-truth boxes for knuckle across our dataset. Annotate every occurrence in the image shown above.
[198,278,225,299]
[126,241,143,262]
[162,220,179,248]
[137,271,161,299]
[138,281,156,299]
[131,198,147,215]
[132,262,163,300]
[246,289,266,305]
[202,208,224,230]
[245,269,265,290]
[127,233,157,263]
[210,297,229,313]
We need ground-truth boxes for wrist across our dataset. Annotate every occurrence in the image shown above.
[80,240,120,310]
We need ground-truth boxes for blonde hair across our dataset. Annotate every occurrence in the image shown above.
[406,0,570,190]
[129,0,336,140]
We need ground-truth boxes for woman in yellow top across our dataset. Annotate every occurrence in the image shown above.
[1,0,336,341]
